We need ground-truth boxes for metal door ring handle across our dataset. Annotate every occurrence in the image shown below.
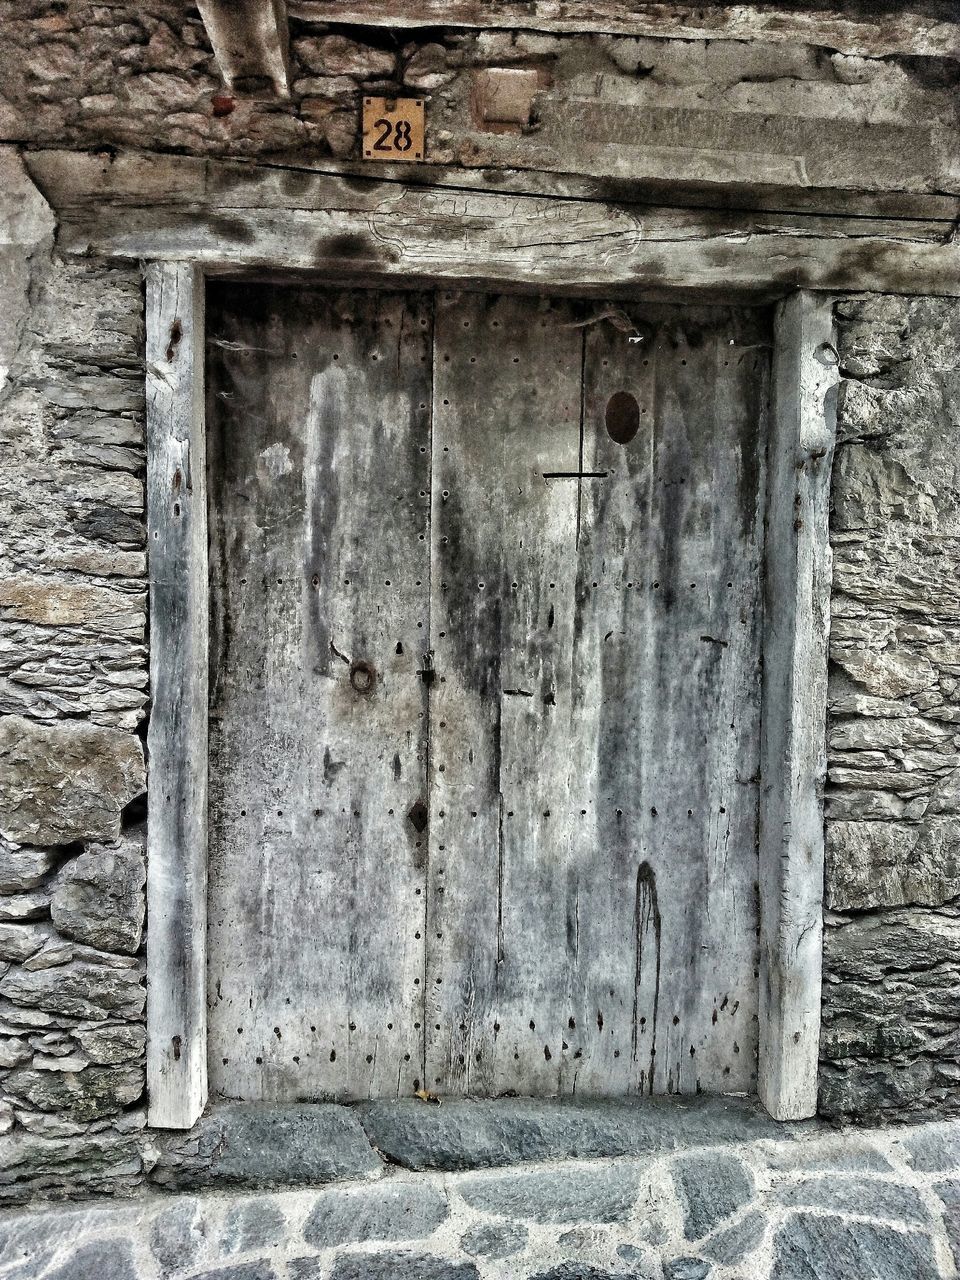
[350,660,376,694]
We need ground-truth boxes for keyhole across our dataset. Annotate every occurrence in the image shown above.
[606,391,640,445]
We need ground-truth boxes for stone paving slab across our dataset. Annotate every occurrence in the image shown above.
[0,1116,958,1279]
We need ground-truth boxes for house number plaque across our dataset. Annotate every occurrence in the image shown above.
[362,96,425,162]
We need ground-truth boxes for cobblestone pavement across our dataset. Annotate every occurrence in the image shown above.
[1,1116,958,1280]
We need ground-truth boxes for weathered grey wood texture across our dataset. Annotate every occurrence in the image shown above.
[206,285,433,1101]
[146,263,209,1128]
[24,152,960,301]
[427,294,768,1097]
[196,0,290,97]
[206,285,769,1099]
[289,1,960,58]
[758,291,838,1121]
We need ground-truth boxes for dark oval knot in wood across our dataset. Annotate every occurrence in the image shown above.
[349,659,377,694]
[605,390,641,445]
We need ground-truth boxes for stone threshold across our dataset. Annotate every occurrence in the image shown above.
[149,1094,805,1192]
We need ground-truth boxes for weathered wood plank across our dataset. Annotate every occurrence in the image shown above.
[426,290,583,1096]
[25,153,960,300]
[290,0,960,59]
[26,147,960,223]
[197,0,290,97]
[205,284,432,1101]
[758,290,838,1121]
[572,303,768,1096]
[145,262,208,1129]
[427,293,767,1099]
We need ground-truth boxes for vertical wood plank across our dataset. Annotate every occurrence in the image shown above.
[575,304,769,1097]
[425,291,583,1096]
[758,290,838,1121]
[146,261,208,1129]
[205,286,432,1101]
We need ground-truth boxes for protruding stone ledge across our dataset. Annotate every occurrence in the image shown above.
[355,1095,793,1173]
[148,1103,384,1191]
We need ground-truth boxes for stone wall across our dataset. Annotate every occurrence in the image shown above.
[0,155,149,1199]
[822,295,960,1121]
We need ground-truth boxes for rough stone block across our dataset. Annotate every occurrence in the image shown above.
[355,1096,781,1172]
[330,1256,477,1280]
[0,923,48,963]
[826,819,960,909]
[304,1182,448,1248]
[3,1062,143,1122]
[773,1173,928,1224]
[460,1222,528,1260]
[456,1165,639,1224]
[149,1104,382,1190]
[294,35,394,78]
[0,844,59,894]
[221,1198,287,1255]
[0,958,145,1022]
[73,1023,145,1065]
[0,716,144,845]
[770,1212,938,1280]
[672,1152,754,1240]
[50,836,145,954]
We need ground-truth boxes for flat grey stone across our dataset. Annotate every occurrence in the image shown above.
[763,1134,893,1174]
[45,1239,139,1280]
[900,1122,960,1173]
[460,1222,528,1260]
[287,1262,324,1280]
[663,1261,711,1280]
[672,1152,754,1240]
[531,1266,645,1280]
[775,1174,928,1224]
[191,1266,277,1280]
[50,837,145,954]
[356,1096,781,1171]
[934,1180,959,1268]
[330,1254,479,1280]
[149,1199,209,1274]
[304,1182,448,1248]
[150,1104,382,1189]
[771,1213,939,1280]
[456,1165,638,1224]
[221,1198,286,1254]
[700,1210,765,1265]
[0,716,144,846]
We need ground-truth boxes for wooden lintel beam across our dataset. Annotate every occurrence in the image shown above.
[197,0,291,97]
[288,1,960,60]
[24,150,960,301]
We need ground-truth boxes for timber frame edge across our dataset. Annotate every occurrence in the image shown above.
[143,259,836,1127]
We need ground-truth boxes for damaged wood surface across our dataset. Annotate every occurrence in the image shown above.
[206,284,433,1102]
[145,262,209,1129]
[758,291,837,1121]
[205,284,766,1099]
[289,1,960,59]
[196,0,291,97]
[427,293,766,1098]
[25,151,960,301]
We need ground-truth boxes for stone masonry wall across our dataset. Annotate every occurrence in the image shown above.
[0,0,959,1204]
[0,153,149,1200]
[822,295,960,1121]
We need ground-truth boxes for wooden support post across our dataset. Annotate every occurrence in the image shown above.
[146,262,209,1129]
[758,291,838,1121]
[197,0,290,97]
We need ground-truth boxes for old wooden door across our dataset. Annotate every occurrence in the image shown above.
[206,284,769,1102]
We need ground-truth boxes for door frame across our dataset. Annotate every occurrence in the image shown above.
[143,262,837,1128]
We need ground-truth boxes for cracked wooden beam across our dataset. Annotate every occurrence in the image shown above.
[197,0,291,97]
[288,1,960,60]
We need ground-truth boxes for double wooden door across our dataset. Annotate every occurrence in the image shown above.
[206,283,769,1102]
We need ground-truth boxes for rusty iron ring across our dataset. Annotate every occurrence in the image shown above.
[349,659,377,695]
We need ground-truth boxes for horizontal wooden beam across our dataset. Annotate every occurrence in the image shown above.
[197,0,290,96]
[25,149,960,300]
[289,1,960,60]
